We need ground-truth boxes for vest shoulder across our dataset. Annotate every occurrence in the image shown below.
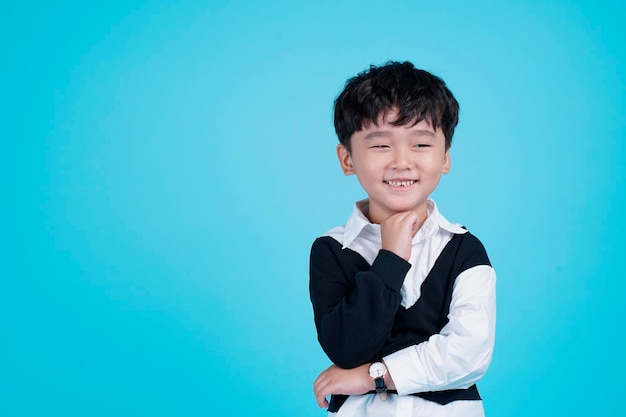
[451,230,492,268]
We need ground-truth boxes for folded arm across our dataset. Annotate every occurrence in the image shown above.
[384,264,497,395]
[309,237,411,369]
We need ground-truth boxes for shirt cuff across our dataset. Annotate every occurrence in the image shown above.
[369,249,411,292]
[384,347,429,396]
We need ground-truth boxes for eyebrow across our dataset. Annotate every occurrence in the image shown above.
[410,129,436,137]
[363,128,436,140]
[363,131,392,140]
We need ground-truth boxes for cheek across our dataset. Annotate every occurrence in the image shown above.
[354,167,379,182]
[425,154,447,171]
[353,156,381,172]
[353,163,382,185]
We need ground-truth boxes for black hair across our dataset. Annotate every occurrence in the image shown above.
[333,61,459,152]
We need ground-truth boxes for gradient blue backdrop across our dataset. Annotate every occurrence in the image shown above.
[1,1,624,416]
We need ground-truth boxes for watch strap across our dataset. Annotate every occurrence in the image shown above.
[374,376,386,393]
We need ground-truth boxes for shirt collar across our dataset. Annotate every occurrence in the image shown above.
[341,199,466,249]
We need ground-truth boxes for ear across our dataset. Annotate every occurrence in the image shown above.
[337,144,355,176]
[442,149,451,174]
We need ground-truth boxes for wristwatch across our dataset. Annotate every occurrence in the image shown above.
[368,361,388,401]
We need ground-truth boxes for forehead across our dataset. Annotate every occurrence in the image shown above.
[359,114,439,136]
[362,107,437,130]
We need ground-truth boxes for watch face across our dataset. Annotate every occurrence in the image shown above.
[369,362,387,378]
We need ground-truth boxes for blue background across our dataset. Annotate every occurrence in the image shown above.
[1,1,624,415]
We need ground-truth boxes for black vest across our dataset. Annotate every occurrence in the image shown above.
[328,231,490,412]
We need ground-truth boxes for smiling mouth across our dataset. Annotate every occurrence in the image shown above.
[384,180,416,187]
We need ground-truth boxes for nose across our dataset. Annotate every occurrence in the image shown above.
[391,148,412,170]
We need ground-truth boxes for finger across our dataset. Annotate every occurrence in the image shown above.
[313,372,327,391]
[314,379,329,408]
[412,220,419,234]
[399,210,419,224]
[316,393,329,408]
[315,384,330,408]
[385,211,417,228]
[402,213,420,234]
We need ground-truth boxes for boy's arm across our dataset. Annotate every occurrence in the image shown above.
[309,237,411,369]
[313,362,398,408]
[384,264,496,394]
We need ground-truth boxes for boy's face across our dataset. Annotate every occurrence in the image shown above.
[337,109,450,224]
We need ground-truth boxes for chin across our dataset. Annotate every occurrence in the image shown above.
[391,201,426,213]
[387,204,419,214]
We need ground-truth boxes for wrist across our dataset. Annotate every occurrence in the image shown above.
[362,364,375,392]
[368,361,388,401]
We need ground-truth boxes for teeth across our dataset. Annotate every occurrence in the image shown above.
[386,180,415,187]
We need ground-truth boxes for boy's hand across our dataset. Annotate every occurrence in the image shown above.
[381,211,419,261]
[313,364,372,408]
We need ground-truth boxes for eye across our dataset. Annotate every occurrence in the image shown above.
[370,145,390,149]
[413,143,430,148]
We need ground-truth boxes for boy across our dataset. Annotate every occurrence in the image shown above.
[309,61,496,416]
